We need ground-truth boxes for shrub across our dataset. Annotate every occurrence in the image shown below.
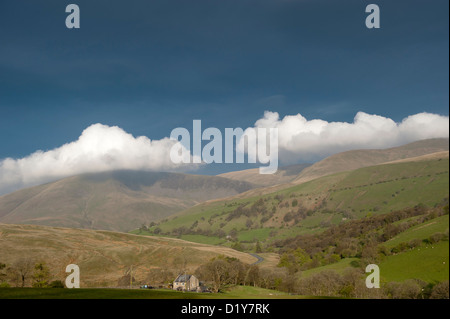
[49,280,65,288]
[428,232,447,244]
[386,280,424,299]
[298,270,344,297]
[32,263,50,288]
[430,281,449,299]
[408,238,422,249]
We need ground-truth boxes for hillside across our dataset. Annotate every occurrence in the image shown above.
[293,138,449,184]
[218,164,312,187]
[0,223,257,287]
[147,156,449,246]
[297,211,449,285]
[0,171,255,232]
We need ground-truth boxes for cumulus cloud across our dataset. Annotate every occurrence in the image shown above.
[0,124,196,195]
[239,111,449,164]
[0,111,448,195]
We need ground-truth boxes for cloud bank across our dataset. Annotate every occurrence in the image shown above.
[0,111,448,195]
[0,124,194,195]
[243,111,449,163]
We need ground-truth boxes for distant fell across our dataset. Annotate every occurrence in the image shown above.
[0,171,255,232]
[218,163,312,187]
[293,138,449,184]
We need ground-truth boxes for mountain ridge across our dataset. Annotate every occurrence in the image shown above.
[0,138,447,233]
[293,138,449,184]
[0,171,256,232]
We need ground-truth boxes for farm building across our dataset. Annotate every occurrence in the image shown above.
[173,274,200,292]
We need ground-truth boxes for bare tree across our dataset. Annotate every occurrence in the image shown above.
[228,259,245,285]
[196,257,232,293]
[430,281,449,299]
[146,268,175,287]
[245,265,260,287]
[0,263,7,286]
[12,258,34,288]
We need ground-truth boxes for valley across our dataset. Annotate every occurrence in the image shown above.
[0,138,448,298]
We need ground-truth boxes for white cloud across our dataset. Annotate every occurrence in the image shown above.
[0,111,448,195]
[240,111,449,163]
[0,124,195,195]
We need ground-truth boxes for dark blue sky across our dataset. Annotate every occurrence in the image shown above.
[0,0,448,161]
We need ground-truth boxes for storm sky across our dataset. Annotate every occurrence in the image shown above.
[0,0,448,193]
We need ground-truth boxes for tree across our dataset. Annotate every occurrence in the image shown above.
[339,267,364,298]
[195,256,248,293]
[386,280,423,299]
[231,241,243,252]
[199,258,231,293]
[257,268,274,289]
[430,281,449,299]
[139,224,148,233]
[278,273,298,294]
[146,268,175,287]
[298,270,343,297]
[228,259,246,286]
[245,265,260,287]
[32,263,50,288]
[0,263,8,286]
[278,248,311,274]
[118,266,136,287]
[255,241,263,253]
[12,259,34,288]
[361,245,379,265]
[229,228,238,240]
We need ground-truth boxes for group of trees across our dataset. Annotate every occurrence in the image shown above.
[273,203,449,269]
[282,206,313,224]
[194,255,302,294]
[195,256,260,293]
[194,255,449,299]
[297,269,449,299]
[162,226,227,239]
[385,279,449,299]
[145,268,176,288]
[0,259,64,288]
[225,198,269,222]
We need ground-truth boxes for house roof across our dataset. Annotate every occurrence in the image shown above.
[174,274,192,283]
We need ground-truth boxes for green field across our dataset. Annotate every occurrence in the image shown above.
[142,158,449,248]
[300,258,360,278]
[0,286,310,299]
[125,157,449,294]
[379,241,449,283]
[237,228,273,242]
[384,214,449,249]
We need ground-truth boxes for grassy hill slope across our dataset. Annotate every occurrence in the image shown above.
[293,138,449,184]
[218,164,312,187]
[148,157,449,245]
[0,223,257,288]
[379,241,449,283]
[0,170,255,232]
[0,285,307,299]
